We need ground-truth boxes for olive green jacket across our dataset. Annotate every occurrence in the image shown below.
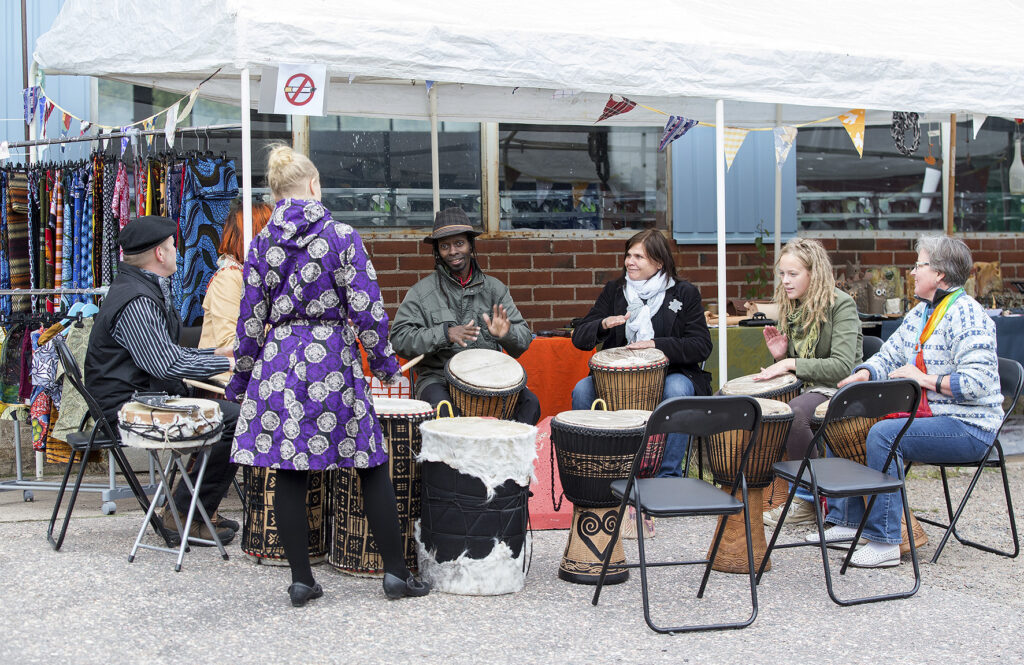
[789,288,863,390]
[390,262,533,398]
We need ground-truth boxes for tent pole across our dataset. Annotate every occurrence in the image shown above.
[945,114,956,235]
[241,68,253,251]
[774,104,782,272]
[430,85,440,215]
[716,99,728,389]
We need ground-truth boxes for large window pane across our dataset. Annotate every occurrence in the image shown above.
[497,124,667,231]
[954,117,1024,232]
[309,118,482,229]
[796,124,944,232]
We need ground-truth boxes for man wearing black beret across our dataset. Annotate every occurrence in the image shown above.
[85,216,239,547]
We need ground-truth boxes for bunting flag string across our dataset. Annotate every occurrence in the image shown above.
[839,108,865,157]
[773,126,798,169]
[596,94,637,123]
[658,115,697,151]
[723,127,750,170]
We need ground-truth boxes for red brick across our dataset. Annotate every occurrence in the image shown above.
[980,238,1005,251]
[553,303,590,319]
[575,254,615,269]
[369,255,398,271]
[398,255,435,271]
[508,239,550,253]
[552,239,594,253]
[488,254,532,269]
[831,252,859,269]
[533,254,575,269]
[594,270,620,285]
[514,271,552,286]
[509,287,534,303]
[532,319,565,332]
[370,239,422,255]
[817,238,838,251]
[475,238,509,255]
[893,251,918,266]
[875,238,913,251]
[518,304,551,321]
[575,285,603,302]
[533,287,576,302]
[681,267,717,284]
[857,251,895,266]
[997,250,1024,264]
[387,271,422,288]
[972,250,1000,262]
[595,238,627,254]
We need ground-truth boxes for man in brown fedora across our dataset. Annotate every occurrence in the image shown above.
[391,207,540,424]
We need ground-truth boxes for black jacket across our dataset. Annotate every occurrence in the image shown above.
[572,278,713,396]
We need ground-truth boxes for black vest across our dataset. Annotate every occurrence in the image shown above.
[85,263,186,420]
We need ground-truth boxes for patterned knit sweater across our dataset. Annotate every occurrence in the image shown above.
[857,293,1003,433]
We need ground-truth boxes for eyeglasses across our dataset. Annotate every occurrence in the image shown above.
[911,261,930,271]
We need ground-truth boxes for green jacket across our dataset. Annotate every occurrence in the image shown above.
[390,262,533,398]
[790,288,863,390]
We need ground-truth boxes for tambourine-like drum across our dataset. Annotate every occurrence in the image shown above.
[242,466,331,565]
[704,397,793,574]
[719,372,803,404]
[329,398,434,576]
[444,349,526,419]
[810,399,879,465]
[588,348,668,411]
[551,409,649,585]
[416,417,537,595]
[118,397,223,450]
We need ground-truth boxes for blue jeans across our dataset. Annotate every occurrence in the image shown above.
[826,416,995,544]
[571,372,696,478]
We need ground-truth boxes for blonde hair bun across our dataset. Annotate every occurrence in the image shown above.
[266,143,319,200]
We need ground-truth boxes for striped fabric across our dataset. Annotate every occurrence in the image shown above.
[723,127,750,170]
[6,172,31,312]
[597,94,636,122]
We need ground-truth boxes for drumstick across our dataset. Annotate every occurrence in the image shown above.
[401,354,425,373]
[184,378,226,396]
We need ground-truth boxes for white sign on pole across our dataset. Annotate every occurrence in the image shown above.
[267,63,327,116]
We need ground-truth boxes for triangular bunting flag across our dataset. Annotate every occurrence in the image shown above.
[658,115,697,152]
[177,90,199,123]
[165,103,179,148]
[120,126,130,157]
[596,94,636,123]
[79,120,90,136]
[425,80,434,93]
[839,109,865,157]
[61,112,71,131]
[973,114,987,139]
[23,87,38,126]
[723,127,750,170]
[144,118,155,148]
[773,126,798,169]
[42,101,54,138]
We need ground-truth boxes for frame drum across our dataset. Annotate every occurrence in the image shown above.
[118,398,223,451]
[588,347,668,411]
[444,349,526,419]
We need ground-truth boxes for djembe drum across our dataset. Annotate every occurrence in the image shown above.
[242,467,331,565]
[704,397,793,573]
[329,397,434,576]
[416,417,536,595]
[720,372,803,511]
[588,348,668,411]
[551,409,650,584]
[444,349,526,419]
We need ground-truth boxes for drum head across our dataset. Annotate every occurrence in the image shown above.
[813,400,830,419]
[373,397,434,417]
[589,347,667,370]
[720,372,799,396]
[754,397,793,417]
[419,416,534,439]
[553,409,649,430]
[118,397,222,449]
[446,349,525,390]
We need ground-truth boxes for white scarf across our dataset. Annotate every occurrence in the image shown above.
[624,273,674,342]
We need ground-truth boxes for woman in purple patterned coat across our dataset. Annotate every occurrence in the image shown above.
[226,145,430,606]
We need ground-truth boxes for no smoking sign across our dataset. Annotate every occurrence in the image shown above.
[263,63,327,116]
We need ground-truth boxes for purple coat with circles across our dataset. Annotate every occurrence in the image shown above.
[225,198,401,470]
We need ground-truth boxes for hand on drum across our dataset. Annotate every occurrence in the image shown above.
[482,304,511,339]
[887,363,928,387]
[837,368,871,388]
[762,326,789,361]
[753,358,795,381]
[448,320,480,347]
[601,312,631,330]
[626,339,656,350]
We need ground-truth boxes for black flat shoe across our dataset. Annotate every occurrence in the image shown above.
[288,582,324,607]
[382,573,431,600]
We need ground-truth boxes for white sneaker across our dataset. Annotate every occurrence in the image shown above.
[764,497,816,529]
[850,541,901,568]
[805,525,863,547]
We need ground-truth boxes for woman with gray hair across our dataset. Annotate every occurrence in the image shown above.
[817,235,1003,568]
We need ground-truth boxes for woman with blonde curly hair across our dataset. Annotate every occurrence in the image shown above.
[755,238,863,529]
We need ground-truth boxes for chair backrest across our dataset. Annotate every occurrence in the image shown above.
[862,335,884,358]
[52,335,119,442]
[997,357,1023,431]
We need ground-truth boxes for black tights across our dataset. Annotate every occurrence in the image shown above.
[274,465,410,586]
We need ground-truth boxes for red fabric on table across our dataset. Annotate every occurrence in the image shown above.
[529,415,572,529]
[520,336,595,420]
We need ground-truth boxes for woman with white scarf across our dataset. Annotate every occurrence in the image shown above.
[571,230,713,485]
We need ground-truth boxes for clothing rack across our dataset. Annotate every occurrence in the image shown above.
[3,123,243,151]
[0,288,108,296]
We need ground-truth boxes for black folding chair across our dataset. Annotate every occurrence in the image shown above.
[757,379,922,606]
[47,336,165,550]
[862,335,884,358]
[592,396,762,633]
[906,357,1021,563]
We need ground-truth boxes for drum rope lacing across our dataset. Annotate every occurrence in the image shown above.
[120,408,223,448]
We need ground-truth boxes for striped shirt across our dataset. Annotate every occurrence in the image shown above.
[112,274,231,381]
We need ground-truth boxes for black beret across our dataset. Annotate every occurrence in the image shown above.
[119,216,177,254]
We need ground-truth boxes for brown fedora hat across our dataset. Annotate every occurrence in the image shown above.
[423,207,482,244]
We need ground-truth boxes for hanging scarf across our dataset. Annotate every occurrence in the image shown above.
[624,273,673,343]
[786,304,821,359]
[886,287,964,420]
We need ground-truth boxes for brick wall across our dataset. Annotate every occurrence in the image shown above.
[364,236,1024,331]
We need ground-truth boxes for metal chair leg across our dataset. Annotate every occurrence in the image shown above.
[47,449,88,551]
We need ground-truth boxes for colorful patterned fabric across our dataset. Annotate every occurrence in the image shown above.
[658,115,697,152]
[225,198,401,471]
[0,324,27,404]
[6,172,32,313]
[0,172,10,317]
[101,160,117,285]
[173,157,238,325]
[596,94,636,122]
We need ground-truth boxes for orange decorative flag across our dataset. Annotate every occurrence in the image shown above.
[839,109,865,157]
[596,94,636,122]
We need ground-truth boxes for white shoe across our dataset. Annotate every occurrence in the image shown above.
[850,541,901,568]
[764,497,816,529]
[805,525,863,547]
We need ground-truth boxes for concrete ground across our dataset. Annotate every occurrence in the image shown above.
[1,428,1022,664]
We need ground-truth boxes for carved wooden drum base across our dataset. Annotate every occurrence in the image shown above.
[559,506,629,585]
[708,487,771,574]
